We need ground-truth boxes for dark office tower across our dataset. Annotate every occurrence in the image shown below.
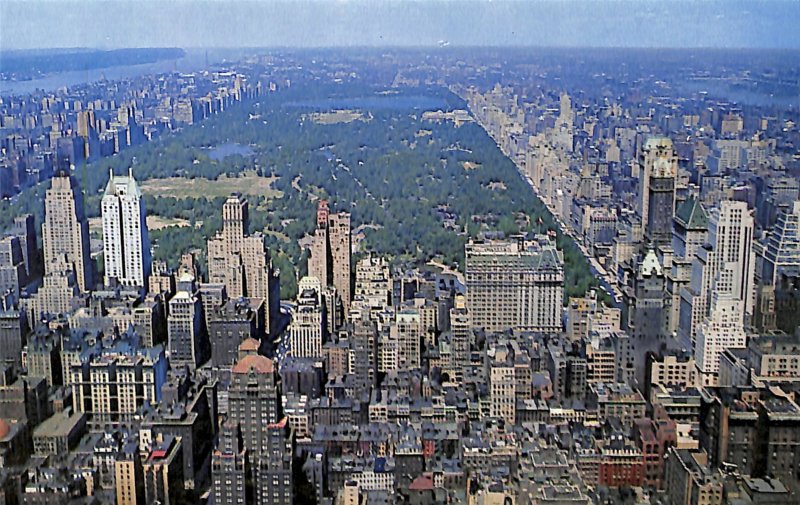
[229,355,293,505]
[350,317,378,397]
[212,420,252,505]
[142,435,185,505]
[209,298,264,368]
[167,290,206,371]
[622,249,667,387]
[449,294,471,383]
[11,214,40,279]
[42,172,93,292]
[0,307,24,367]
[638,137,678,246]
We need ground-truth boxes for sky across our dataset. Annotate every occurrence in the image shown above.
[1,0,799,50]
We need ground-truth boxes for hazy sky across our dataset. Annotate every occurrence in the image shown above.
[1,0,799,50]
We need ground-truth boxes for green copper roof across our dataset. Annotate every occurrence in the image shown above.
[674,197,708,230]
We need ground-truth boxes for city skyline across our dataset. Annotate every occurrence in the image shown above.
[1,4,800,503]
[2,0,800,51]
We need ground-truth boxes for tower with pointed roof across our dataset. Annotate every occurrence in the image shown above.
[101,168,151,287]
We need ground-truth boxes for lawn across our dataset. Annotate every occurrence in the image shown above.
[139,171,282,199]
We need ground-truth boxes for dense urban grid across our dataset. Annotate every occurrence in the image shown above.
[0,48,799,505]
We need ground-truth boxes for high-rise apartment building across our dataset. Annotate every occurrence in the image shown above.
[353,255,392,310]
[207,195,280,333]
[228,355,293,505]
[167,290,205,370]
[101,169,151,287]
[665,198,708,337]
[11,214,40,280]
[695,278,747,386]
[42,172,93,292]
[308,200,352,310]
[393,310,421,371]
[679,200,755,349]
[0,236,28,300]
[289,282,325,359]
[115,442,145,505]
[212,420,250,505]
[328,211,352,308]
[465,237,564,333]
[449,294,471,382]
[763,201,800,286]
[309,200,330,289]
[143,435,185,505]
[638,137,679,246]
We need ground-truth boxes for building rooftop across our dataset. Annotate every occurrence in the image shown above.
[33,411,85,438]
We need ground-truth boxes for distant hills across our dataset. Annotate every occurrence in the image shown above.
[0,47,185,80]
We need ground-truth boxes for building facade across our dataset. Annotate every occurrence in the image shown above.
[101,169,151,287]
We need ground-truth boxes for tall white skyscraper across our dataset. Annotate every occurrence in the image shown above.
[707,200,756,318]
[694,270,747,386]
[679,200,756,349]
[101,169,151,287]
[763,201,800,285]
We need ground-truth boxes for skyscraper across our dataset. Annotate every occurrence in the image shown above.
[228,355,293,505]
[212,420,250,505]
[308,200,352,310]
[707,200,756,318]
[289,280,325,359]
[679,200,756,349]
[101,169,151,287]
[11,214,40,280]
[167,290,206,371]
[665,198,708,337]
[638,137,678,246]
[309,200,330,288]
[695,281,747,386]
[465,237,564,333]
[763,200,800,286]
[207,195,280,332]
[449,294,471,383]
[42,172,93,292]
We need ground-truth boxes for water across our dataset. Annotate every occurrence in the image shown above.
[208,143,254,161]
[283,94,448,111]
[0,48,246,96]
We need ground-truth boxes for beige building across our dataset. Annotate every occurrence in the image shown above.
[289,281,325,359]
[42,173,93,292]
[308,200,353,311]
[71,345,166,427]
[465,237,564,333]
[353,255,391,310]
[115,443,145,505]
[647,353,698,392]
[748,332,800,384]
[207,195,279,328]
